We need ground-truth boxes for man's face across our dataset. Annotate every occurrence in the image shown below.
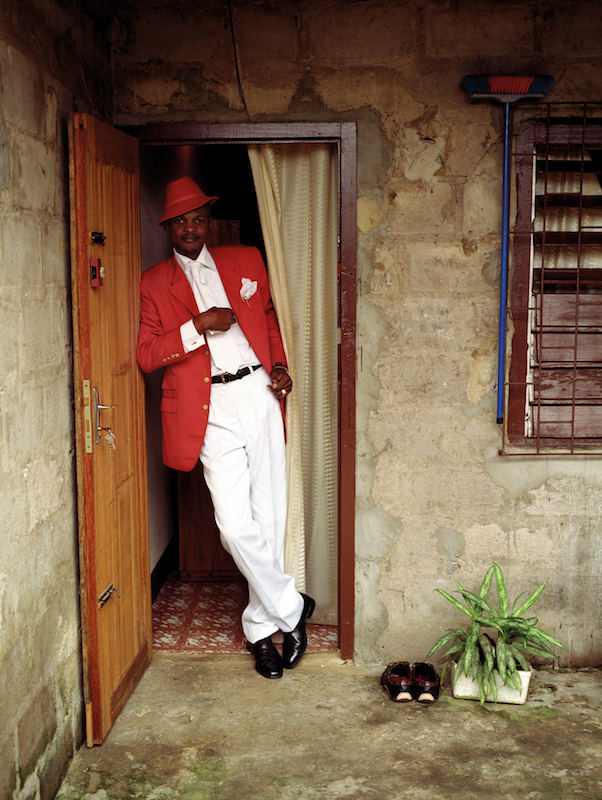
[165,206,212,260]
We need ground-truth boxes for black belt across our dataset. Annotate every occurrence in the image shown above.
[211,364,262,384]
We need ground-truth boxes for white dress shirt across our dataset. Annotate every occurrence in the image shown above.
[176,246,259,375]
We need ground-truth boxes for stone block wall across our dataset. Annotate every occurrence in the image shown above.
[1,5,601,795]
[0,2,113,797]
[112,0,602,667]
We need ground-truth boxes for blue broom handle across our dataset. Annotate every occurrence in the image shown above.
[497,101,512,424]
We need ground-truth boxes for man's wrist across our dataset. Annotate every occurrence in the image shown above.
[193,313,207,335]
[272,361,288,371]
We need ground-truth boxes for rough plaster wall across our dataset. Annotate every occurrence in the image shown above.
[0,2,114,797]
[112,0,602,667]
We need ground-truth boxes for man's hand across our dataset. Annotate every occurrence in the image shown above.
[269,366,293,399]
[194,306,236,333]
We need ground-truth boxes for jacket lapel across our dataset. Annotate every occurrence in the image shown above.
[168,256,199,316]
[212,251,244,316]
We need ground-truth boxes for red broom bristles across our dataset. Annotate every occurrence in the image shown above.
[489,75,534,95]
[461,74,554,100]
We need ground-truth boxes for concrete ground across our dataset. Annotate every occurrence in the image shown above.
[56,653,602,800]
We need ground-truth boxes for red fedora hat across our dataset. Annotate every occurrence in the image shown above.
[158,177,218,224]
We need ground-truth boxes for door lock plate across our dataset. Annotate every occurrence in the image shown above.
[82,380,93,453]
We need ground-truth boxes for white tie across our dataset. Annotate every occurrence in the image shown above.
[189,262,240,374]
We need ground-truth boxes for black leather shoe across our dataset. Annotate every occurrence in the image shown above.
[246,636,283,679]
[380,661,413,702]
[411,662,440,702]
[282,593,315,670]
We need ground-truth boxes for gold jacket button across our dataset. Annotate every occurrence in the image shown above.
[202,404,209,410]
[204,376,210,383]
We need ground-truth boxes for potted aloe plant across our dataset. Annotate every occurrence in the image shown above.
[426,563,565,704]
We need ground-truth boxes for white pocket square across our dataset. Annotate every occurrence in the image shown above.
[240,278,258,301]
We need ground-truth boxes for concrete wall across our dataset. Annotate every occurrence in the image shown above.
[1,5,601,795]
[0,2,114,797]
[112,0,602,667]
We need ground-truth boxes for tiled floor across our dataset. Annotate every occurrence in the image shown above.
[152,577,339,653]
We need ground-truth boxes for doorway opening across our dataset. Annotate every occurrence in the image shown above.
[130,122,357,659]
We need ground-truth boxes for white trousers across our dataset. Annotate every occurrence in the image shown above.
[199,366,303,643]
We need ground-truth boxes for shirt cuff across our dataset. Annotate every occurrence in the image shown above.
[180,319,206,353]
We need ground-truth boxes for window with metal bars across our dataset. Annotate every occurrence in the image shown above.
[505,106,602,453]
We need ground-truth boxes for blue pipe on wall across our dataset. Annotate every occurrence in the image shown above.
[497,102,512,424]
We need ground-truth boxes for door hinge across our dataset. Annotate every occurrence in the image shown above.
[98,583,121,608]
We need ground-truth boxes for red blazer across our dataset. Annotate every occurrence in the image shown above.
[137,245,287,471]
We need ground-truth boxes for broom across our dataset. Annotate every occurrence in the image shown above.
[461,74,554,423]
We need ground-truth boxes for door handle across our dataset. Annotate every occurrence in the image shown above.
[93,387,117,443]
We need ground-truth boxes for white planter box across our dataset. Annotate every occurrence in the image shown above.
[452,663,532,704]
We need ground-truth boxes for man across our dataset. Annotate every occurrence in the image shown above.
[137,177,314,679]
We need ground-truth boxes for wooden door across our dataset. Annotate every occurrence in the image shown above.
[70,113,151,745]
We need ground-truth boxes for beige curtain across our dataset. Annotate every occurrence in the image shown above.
[248,143,339,624]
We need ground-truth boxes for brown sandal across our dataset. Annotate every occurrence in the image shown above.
[380,661,413,702]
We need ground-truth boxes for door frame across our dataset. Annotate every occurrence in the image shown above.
[124,121,357,659]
